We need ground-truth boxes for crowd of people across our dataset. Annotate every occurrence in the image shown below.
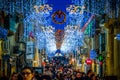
[0,63,100,80]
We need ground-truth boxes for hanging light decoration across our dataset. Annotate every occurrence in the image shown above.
[0,0,120,55]
[61,25,84,53]
[66,4,85,14]
[61,0,86,53]
[66,0,86,28]
[66,2,85,27]
[62,0,109,53]
[23,0,56,55]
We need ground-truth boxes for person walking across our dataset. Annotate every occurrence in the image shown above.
[10,72,18,80]
[90,74,97,80]
[85,70,93,80]
[74,72,83,80]
[21,67,34,80]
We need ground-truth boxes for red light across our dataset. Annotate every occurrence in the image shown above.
[86,59,92,65]
[99,61,103,65]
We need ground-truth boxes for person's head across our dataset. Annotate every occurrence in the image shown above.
[11,72,18,80]
[90,73,97,80]
[82,72,86,77]
[76,72,82,78]
[21,66,34,80]
[64,74,68,79]
[87,69,93,77]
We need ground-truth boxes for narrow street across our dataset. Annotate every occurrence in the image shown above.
[0,0,120,80]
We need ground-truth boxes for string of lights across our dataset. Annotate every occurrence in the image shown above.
[0,0,120,55]
[23,0,55,54]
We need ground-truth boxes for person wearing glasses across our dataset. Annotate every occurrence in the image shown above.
[21,67,35,80]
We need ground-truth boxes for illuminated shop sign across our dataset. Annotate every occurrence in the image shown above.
[86,59,92,65]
